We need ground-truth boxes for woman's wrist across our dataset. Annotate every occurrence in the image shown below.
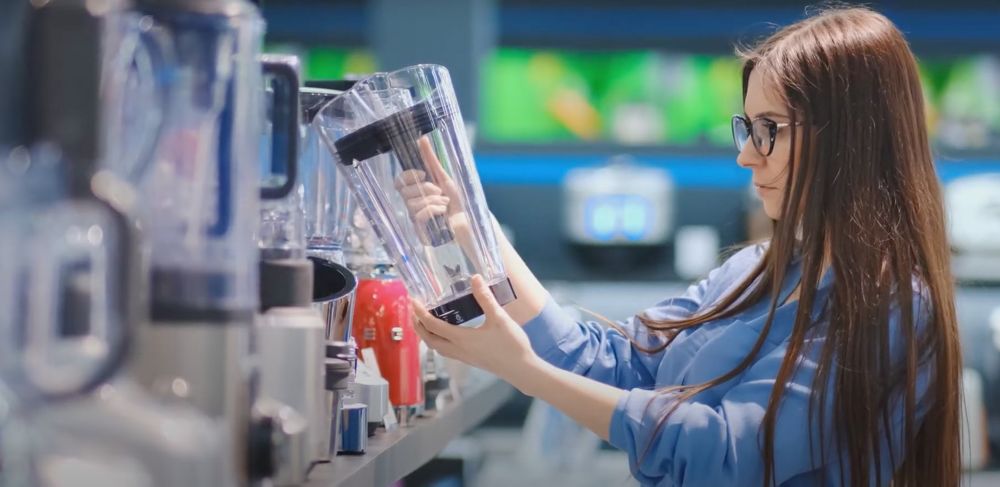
[490,214,550,326]
[502,353,551,398]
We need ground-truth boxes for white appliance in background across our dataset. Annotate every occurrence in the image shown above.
[562,156,674,246]
[674,226,721,280]
[945,174,1000,283]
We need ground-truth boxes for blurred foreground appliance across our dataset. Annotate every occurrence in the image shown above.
[0,2,230,485]
[124,0,301,482]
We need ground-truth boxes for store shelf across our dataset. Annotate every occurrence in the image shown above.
[305,373,516,487]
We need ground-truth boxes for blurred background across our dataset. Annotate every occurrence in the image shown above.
[262,0,999,485]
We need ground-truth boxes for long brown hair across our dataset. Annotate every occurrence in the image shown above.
[634,6,961,486]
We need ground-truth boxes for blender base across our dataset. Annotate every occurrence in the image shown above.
[429,278,516,325]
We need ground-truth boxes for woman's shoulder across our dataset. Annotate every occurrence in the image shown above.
[696,241,769,306]
[711,241,768,284]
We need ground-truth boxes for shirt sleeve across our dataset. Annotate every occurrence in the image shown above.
[607,287,935,486]
[521,244,764,391]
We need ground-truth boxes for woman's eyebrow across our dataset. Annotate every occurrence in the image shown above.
[747,110,791,120]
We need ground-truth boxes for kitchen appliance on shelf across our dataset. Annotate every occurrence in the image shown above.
[0,2,231,485]
[124,0,300,482]
[351,263,424,425]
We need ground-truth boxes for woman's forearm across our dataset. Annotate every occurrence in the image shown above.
[508,356,626,442]
[491,215,551,326]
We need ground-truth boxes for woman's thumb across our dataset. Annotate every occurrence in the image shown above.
[471,274,503,317]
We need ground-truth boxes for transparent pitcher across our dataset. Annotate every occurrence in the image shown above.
[314,65,513,325]
[134,0,269,321]
[299,82,360,343]
[300,85,355,263]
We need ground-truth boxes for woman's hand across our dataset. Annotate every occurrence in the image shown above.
[412,274,541,386]
[393,136,471,244]
[415,276,624,441]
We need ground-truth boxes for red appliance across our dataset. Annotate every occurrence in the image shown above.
[351,271,424,409]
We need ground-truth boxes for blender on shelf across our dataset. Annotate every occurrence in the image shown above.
[254,54,357,484]
[299,81,360,343]
[122,0,301,482]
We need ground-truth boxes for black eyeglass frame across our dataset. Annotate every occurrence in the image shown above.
[731,114,802,157]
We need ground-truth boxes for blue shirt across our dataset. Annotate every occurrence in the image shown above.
[522,244,931,486]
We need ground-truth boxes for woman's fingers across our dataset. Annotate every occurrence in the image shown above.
[394,169,427,189]
[398,181,443,200]
[412,299,464,340]
[470,274,505,322]
[406,195,450,214]
[413,205,449,226]
[413,319,465,361]
[417,137,444,176]
[417,136,458,195]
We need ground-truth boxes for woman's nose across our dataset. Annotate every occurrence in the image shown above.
[736,137,763,168]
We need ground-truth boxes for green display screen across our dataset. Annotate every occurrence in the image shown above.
[480,48,742,146]
[264,44,376,81]
[480,48,1000,151]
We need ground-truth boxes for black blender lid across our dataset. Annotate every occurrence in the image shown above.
[332,101,439,165]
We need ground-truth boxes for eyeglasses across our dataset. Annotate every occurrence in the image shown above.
[731,114,799,157]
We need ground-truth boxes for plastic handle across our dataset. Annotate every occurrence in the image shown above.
[23,198,131,400]
[109,23,169,183]
[260,56,300,200]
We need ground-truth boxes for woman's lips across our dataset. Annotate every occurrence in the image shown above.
[754,183,778,193]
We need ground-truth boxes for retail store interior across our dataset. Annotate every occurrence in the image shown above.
[1,0,999,486]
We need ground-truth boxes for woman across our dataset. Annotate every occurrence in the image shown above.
[408,6,961,486]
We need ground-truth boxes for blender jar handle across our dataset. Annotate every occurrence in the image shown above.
[261,55,300,200]
[110,22,170,183]
[24,198,132,400]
